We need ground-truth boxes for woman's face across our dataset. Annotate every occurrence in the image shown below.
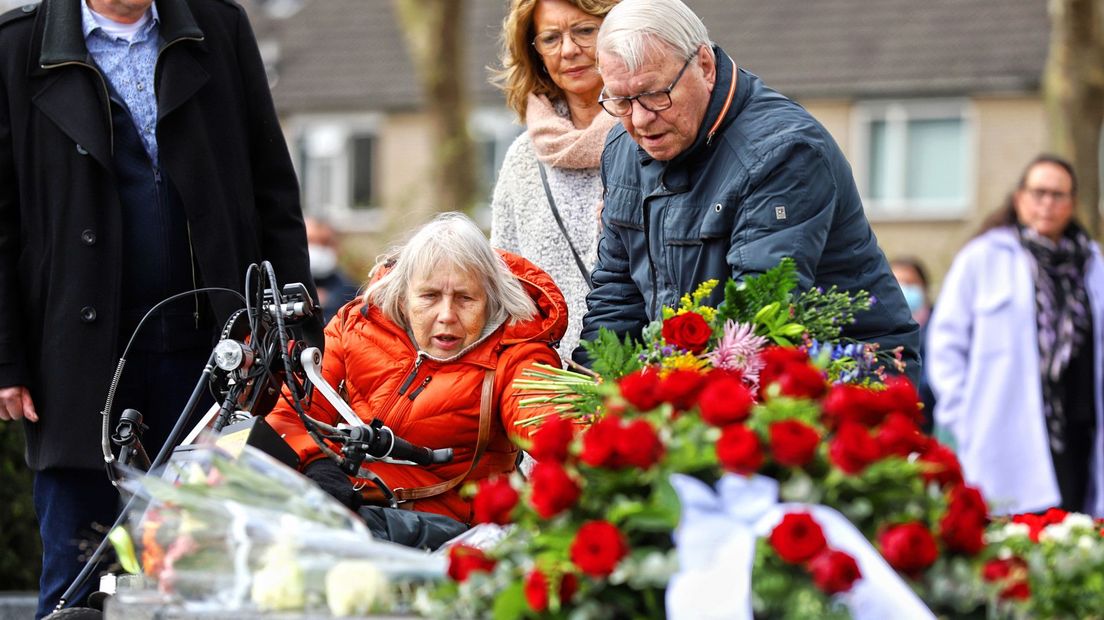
[532,0,604,103]
[1014,162,1076,242]
[404,262,488,358]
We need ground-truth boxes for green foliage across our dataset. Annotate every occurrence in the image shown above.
[580,328,643,380]
[717,257,799,325]
[0,423,41,590]
[794,286,872,343]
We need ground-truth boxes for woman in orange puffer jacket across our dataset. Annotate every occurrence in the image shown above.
[267,212,568,540]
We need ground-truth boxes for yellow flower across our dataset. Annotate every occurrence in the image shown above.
[660,353,710,376]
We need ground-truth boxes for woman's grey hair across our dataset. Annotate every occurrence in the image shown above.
[365,212,537,329]
[597,0,711,72]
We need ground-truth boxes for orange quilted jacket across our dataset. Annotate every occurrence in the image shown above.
[267,251,568,523]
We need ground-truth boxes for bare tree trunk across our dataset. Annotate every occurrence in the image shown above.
[1044,0,1104,238]
[393,0,478,219]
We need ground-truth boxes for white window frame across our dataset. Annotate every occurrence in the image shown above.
[286,113,384,232]
[469,107,524,225]
[851,98,975,220]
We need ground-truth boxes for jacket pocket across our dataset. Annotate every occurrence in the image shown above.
[604,185,643,231]
[664,200,734,245]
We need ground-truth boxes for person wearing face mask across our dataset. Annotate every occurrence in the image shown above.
[891,257,936,431]
[306,216,361,324]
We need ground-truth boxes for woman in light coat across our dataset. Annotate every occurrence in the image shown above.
[490,0,619,363]
[928,154,1104,516]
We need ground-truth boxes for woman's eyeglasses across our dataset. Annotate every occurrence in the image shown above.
[532,23,600,56]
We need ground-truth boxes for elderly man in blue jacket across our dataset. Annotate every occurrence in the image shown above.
[573,0,919,381]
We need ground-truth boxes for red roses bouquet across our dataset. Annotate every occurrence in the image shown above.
[419,261,992,619]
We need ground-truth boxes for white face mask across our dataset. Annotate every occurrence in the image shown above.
[308,245,338,279]
[900,283,926,315]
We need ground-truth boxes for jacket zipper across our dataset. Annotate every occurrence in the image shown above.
[642,197,659,318]
[40,61,114,155]
[408,376,432,401]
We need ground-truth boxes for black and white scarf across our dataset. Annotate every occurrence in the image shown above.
[1018,224,1094,454]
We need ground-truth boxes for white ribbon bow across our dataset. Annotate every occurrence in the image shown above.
[665,473,935,620]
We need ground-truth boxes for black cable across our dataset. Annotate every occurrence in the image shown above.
[101,287,246,480]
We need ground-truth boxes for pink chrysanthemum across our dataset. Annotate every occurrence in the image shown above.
[708,320,768,384]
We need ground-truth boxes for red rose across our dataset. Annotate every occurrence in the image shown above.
[821,384,885,428]
[774,362,827,400]
[616,419,665,469]
[768,512,828,564]
[939,509,986,555]
[828,422,882,474]
[697,375,754,426]
[570,520,629,577]
[982,556,1027,582]
[1001,581,1031,601]
[579,415,622,468]
[1011,513,1047,542]
[658,370,708,412]
[524,569,550,612]
[528,416,575,463]
[918,443,963,488]
[528,461,581,519]
[662,312,712,353]
[808,549,862,594]
[879,522,938,575]
[947,484,989,522]
[758,346,810,392]
[877,375,924,425]
[618,370,663,412]
[472,476,519,525]
[1041,507,1069,526]
[525,569,578,612]
[768,420,820,467]
[716,424,764,475]
[875,412,927,457]
[447,544,495,582]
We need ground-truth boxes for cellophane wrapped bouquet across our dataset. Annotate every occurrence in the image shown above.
[418,259,993,619]
[110,442,445,616]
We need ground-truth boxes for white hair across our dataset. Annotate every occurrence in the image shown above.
[365,212,537,329]
[597,0,712,72]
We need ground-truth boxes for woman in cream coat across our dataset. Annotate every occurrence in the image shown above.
[928,155,1104,516]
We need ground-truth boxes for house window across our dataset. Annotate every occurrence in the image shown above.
[853,100,973,218]
[293,116,382,226]
[470,108,524,206]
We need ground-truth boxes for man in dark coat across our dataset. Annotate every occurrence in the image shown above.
[574,0,919,381]
[0,1,314,616]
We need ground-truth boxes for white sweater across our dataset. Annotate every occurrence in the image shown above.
[490,132,602,364]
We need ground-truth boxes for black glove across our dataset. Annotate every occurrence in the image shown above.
[303,458,361,511]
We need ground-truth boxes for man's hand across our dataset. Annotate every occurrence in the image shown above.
[0,386,38,422]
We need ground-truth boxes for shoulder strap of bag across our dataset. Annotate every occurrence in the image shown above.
[393,369,495,502]
[537,162,593,289]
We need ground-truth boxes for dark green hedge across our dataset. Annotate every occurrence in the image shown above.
[0,423,41,590]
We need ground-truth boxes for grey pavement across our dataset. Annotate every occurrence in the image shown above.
[0,592,36,620]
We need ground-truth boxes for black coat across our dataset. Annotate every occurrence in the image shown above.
[0,0,314,469]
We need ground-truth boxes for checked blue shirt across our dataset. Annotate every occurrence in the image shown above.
[81,1,163,167]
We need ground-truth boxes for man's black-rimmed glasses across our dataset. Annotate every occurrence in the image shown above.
[598,53,696,117]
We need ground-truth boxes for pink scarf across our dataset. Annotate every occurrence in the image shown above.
[525,93,617,170]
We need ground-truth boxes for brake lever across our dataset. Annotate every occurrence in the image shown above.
[300,347,364,428]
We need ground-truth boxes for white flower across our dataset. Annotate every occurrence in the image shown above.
[326,560,391,616]
[1062,513,1094,531]
[250,543,305,611]
[1040,522,1072,544]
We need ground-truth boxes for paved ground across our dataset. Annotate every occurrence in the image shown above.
[0,592,37,620]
